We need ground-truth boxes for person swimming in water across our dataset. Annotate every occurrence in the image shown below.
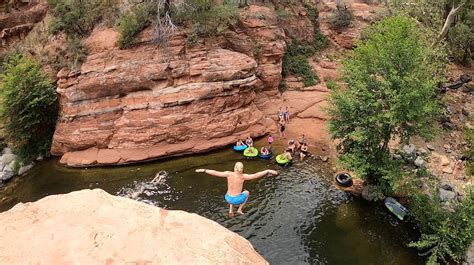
[283,148,293,161]
[245,136,253,147]
[195,162,278,218]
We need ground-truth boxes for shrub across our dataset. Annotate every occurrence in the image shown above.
[326,79,339,90]
[328,16,441,185]
[328,2,353,30]
[465,119,474,176]
[409,190,474,264]
[447,11,474,65]
[117,2,156,49]
[0,54,58,163]
[175,0,238,38]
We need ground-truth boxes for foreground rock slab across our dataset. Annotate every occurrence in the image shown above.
[0,189,267,264]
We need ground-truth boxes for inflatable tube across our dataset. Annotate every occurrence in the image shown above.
[384,197,408,221]
[243,147,259,157]
[335,172,353,187]
[276,154,290,165]
[258,151,273,159]
[233,144,247,151]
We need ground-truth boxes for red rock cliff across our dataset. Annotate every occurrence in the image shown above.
[51,6,285,166]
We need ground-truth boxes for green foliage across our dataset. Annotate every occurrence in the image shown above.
[117,2,156,49]
[278,80,287,94]
[48,0,119,37]
[0,54,58,163]
[447,9,474,65]
[409,190,474,264]
[326,79,339,90]
[328,16,442,185]
[328,3,353,30]
[175,0,239,38]
[465,118,474,176]
[281,33,327,87]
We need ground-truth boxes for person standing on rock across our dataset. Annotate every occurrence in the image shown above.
[279,118,286,139]
[195,162,278,218]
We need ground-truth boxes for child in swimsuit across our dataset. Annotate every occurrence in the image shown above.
[268,135,274,146]
[245,136,253,147]
[284,106,290,122]
[279,119,286,139]
[236,139,244,147]
[260,146,270,155]
[288,139,296,153]
[300,143,309,161]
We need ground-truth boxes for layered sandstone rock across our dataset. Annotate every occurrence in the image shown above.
[0,189,268,264]
[51,6,285,167]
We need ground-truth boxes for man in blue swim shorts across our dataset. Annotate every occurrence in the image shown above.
[196,162,278,218]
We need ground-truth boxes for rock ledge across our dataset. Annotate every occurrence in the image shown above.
[0,189,267,264]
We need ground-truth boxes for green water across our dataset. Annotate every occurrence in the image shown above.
[0,144,424,264]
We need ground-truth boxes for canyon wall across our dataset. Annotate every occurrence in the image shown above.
[51,5,285,166]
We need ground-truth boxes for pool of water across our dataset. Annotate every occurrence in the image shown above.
[0,145,424,264]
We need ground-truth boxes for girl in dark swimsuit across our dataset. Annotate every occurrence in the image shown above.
[279,119,286,139]
[300,143,309,161]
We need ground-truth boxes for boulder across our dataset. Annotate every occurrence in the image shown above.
[0,154,17,165]
[426,144,435,151]
[414,157,426,168]
[0,161,4,171]
[465,242,474,265]
[439,188,456,202]
[417,148,428,155]
[362,186,375,201]
[2,147,12,154]
[403,144,416,156]
[0,189,268,264]
[18,164,33,175]
[0,171,14,182]
[3,165,13,172]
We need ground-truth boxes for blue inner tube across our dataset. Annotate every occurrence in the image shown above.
[233,144,247,151]
[258,151,273,159]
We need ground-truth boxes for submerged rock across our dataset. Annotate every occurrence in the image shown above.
[18,164,33,175]
[0,189,267,264]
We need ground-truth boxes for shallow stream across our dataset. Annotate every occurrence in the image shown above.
[0,144,424,264]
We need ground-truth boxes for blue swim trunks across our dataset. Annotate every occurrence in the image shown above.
[225,192,248,205]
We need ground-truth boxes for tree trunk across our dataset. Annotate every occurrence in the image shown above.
[432,1,467,47]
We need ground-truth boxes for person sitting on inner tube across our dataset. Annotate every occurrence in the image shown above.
[245,136,253,147]
[288,139,296,153]
[236,139,245,147]
[260,146,270,155]
[299,143,309,161]
[283,148,293,161]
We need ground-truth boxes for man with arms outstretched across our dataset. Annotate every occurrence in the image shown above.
[195,162,278,218]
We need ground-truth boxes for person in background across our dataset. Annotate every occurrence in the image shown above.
[278,107,284,121]
[284,106,290,122]
[279,118,286,139]
[283,148,293,161]
[299,142,309,161]
[236,139,245,147]
[260,146,270,155]
[245,136,253,147]
[297,134,306,150]
[288,139,296,153]
[268,134,274,147]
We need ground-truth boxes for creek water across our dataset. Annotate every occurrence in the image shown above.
[0,144,424,264]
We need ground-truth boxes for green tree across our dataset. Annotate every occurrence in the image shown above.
[328,16,442,186]
[0,54,58,163]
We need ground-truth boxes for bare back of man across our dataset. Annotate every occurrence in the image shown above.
[196,162,278,218]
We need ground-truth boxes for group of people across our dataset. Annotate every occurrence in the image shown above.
[278,107,290,139]
[280,134,309,161]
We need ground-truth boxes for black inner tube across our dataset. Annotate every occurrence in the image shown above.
[335,173,353,187]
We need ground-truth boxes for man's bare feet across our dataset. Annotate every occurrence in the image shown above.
[229,211,234,218]
[237,210,244,215]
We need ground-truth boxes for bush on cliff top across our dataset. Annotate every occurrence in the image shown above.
[0,54,58,163]
[117,2,156,49]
